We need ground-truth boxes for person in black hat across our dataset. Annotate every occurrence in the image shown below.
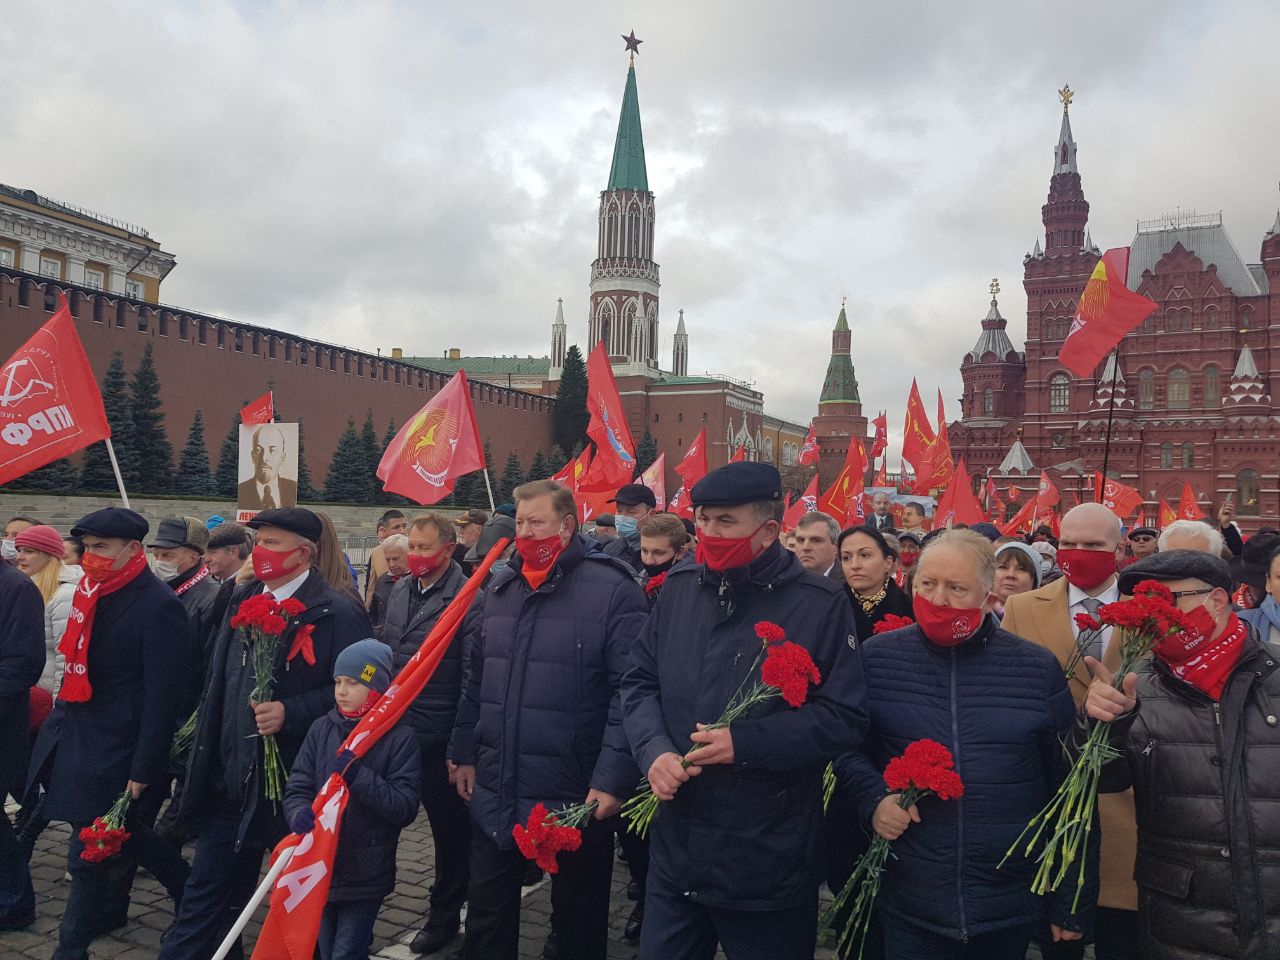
[1229,531,1280,611]
[450,508,489,574]
[621,462,869,960]
[592,512,617,543]
[1125,527,1158,565]
[160,507,370,960]
[603,483,658,573]
[1081,549,1280,958]
[26,508,191,959]
[149,517,221,711]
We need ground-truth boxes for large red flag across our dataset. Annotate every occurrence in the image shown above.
[1095,472,1143,520]
[376,371,484,504]
[916,390,955,493]
[873,457,888,487]
[639,453,666,511]
[668,484,690,519]
[817,439,867,521]
[674,428,709,491]
[1059,247,1158,377]
[577,343,636,493]
[782,474,820,530]
[901,380,935,488]
[870,411,888,459]
[933,460,985,528]
[1036,471,1061,511]
[1000,497,1038,536]
[1177,482,1205,520]
[0,298,111,486]
[1158,497,1178,530]
[798,423,820,466]
[240,390,274,426]
[250,539,506,960]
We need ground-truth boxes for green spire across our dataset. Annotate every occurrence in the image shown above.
[833,303,849,332]
[607,60,649,192]
[821,299,860,404]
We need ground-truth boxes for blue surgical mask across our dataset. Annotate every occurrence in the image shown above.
[615,515,639,541]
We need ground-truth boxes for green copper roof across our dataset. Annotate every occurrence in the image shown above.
[834,304,849,332]
[607,62,649,192]
[820,355,861,404]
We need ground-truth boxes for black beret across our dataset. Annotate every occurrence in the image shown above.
[1118,549,1232,594]
[968,522,1001,542]
[1228,532,1280,590]
[594,513,616,527]
[690,462,782,508]
[1128,527,1158,540]
[246,508,323,543]
[70,507,149,542]
[608,483,657,509]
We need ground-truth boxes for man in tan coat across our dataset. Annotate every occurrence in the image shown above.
[1002,502,1138,960]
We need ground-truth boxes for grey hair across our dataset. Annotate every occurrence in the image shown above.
[747,499,786,523]
[795,511,840,543]
[921,528,997,594]
[381,533,409,552]
[1158,519,1224,555]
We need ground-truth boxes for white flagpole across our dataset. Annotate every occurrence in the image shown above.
[104,439,131,509]
[481,469,497,512]
[210,845,296,960]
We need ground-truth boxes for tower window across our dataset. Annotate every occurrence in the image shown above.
[983,388,993,417]
[1239,305,1253,330]
[1167,367,1190,410]
[1160,442,1173,469]
[1138,370,1154,410]
[1204,365,1220,407]
[1237,469,1260,515]
[1181,442,1194,469]
[1048,373,1070,413]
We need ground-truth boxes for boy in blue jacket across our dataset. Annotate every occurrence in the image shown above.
[283,639,421,960]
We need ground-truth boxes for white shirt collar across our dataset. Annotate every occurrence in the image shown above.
[1068,578,1120,609]
[265,567,311,601]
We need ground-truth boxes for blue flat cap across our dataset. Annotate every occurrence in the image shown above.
[70,507,149,542]
[691,462,783,508]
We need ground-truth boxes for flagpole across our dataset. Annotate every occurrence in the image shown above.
[481,469,496,512]
[211,845,296,960]
[104,439,131,509]
[1098,350,1121,490]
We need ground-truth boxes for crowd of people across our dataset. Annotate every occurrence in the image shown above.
[0,468,1277,960]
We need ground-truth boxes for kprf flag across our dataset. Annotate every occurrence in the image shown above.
[578,342,636,493]
[1178,481,1205,520]
[933,459,985,528]
[729,444,746,464]
[798,423,820,466]
[782,474,820,531]
[639,453,666,510]
[871,411,888,459]
[1059,247,1158,377]
[901,379,935,489]
[241,391,274,426]
[818,438,868,523]
[675,428,709,492]
[1158,497,1178,530]
[0,297,110,486]
[1036,470,1061,511]
[1095,472,1143,519]
[376,370,484,504]
[250,539,507,960]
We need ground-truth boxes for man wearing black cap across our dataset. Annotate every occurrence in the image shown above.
[1126,527,1158,565]
[149,517,221,708]
[451,508,489,573]
[26,508,190,960]
[160,508,370,960]
[604,483,658,573]
[1081,549,1280,958]
[621,462,869,960]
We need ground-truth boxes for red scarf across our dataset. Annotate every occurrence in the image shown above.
[174,564,211,596]
[1154,611,1249,701]
[644,571,668,598]
[57,550,149,702]
[338,689,383,719]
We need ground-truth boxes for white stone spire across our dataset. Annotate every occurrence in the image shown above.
[672,308,688,376]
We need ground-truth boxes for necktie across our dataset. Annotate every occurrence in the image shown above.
[262,486,276,510]
[1078,596,1104,662]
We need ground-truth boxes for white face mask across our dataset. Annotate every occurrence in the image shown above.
[154,559,180,580]
[1,540,17,562]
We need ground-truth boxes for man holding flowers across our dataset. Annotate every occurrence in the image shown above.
[1079,550,1280,958]
[621,462,868,960]
[834,529,1094,959]
[160,507,369,960]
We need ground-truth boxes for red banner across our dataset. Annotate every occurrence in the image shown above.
[1095,472,1143,520]
[1158,497,1178,529]
[578,342,636,493]
[674,428,709,491]
[782,474,820,531]
[638,452,666,510]
[728,444,746,463]
[870,410,888,459]
[817,438,867,523]
[798,423,820,466]
[0,297,111,486]
[1059,247,1158,378]
[1177,481,1205,520]
[933,459,985,528]
[240,391,274,426]
[376,371,484,505]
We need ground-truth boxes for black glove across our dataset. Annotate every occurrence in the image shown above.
[287,807,315,835]
[331,748,359,779]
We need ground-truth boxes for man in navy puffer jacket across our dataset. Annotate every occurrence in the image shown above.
[450,479,648,960]
[836,529,1096,960]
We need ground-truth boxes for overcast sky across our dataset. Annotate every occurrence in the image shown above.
[5,1,1278,454]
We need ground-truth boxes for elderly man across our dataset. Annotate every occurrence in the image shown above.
[604,483,658,573]
[450,508,488,571]
[1126,526,1158,563]
[450,480,647,960]
[149,517,221,705]
[160,508,368,960]
[1001,501,1137,959]
[237,424,297,511]
[868,491,896,532]
[623,462,868,960]
[793,511,843,582]
[367,532,409,636]
[205,521,252,582]
[836,530,1092,959]
[363,508,407,606]
[1157,519,1224,555]
[1081,550,1280,957]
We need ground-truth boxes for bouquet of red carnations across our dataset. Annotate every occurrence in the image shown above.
[231,593,307,805]
[621,621,822,838]
[1001,580,1192,908]
[512,800,599,874]
[79,789,134,863]
[819,739,964,959]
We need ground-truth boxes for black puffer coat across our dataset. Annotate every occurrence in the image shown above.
[1088,632,1280,959]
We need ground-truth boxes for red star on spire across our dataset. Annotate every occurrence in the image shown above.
[621,31,643,55]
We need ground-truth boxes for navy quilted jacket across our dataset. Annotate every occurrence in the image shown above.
[835,620,1096,940]
[449,534,648,848]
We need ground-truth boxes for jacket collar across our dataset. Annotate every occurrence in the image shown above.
[495,533,589,594]
[698,541,803,595]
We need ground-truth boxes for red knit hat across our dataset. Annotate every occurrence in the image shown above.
[15,524,65,559]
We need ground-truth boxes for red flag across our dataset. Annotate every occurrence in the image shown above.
[1059,247,1158,377]
[817,439,867,522]
[1178,482,1205,520]
[1158,497,1178,530]
[1036,471,1061,511]
[901,380,935,488]
[870,411,888,459]
[782,474,820,530]
[578,488,613,524]
[873,457,888,487]
[1095,472,1143,520]
[577,343,636,493]
[668,484,690,519]
[798,423,820,466]
[377,371,484,505]
[639,453,666,511]
[933,460,985,527]
[916,390,955,493]
[251,540,506,960]
[674,428,709,492]
[729,444,746,463]
[1000,497,1038,536]
[0,297,111,486]
[240,390,274,426]
[551,447,592,489]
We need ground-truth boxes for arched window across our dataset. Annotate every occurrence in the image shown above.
[1237,469,1260,515]
[1164,310,1178,332]
[1167,367,1190,409]
[1203,365,1220,407]
[1181,443,1194,469]
[1239,305,1253,330]
[1138,370,1154,410]
[1160,442,1173,469]
[1049,373,1070,413]
[983,388,993,417]
[1141,314,1154,333]
[1203,306,1216,329]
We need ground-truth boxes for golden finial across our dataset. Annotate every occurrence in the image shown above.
[989,278,1001,298]
[1058,84,1074,112]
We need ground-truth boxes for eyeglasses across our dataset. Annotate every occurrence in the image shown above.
[1168,587,1214,599]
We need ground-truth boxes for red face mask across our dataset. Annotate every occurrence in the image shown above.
[1153,604,1247,700]
[1057,548,1117,591]
[81,549,126,583]
[252,544,300,582]
[912,594,986,648]
[695,524,766,573]
[516,533,565,573]
[407,551,445,580]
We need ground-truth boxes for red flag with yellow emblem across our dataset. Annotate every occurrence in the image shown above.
[1059,248,1157,377]
[377,371,484,504]
[817,438,868,521]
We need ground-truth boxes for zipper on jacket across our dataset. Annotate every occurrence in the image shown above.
[950,650,969,942]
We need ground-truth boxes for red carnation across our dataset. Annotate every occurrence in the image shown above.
[512,799,597,874]
[903,738,953,770]
[279,597,306,617]
[1132,580,1173,603]
[79,791,133,863]
[873,614,915,635]
[754,621,786,644]
[1074,611,1101,632]
[761,641,822,707]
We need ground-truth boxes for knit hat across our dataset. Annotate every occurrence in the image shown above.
[334,639,394,693]
[14,525,65,559]
[996,540,1044,588]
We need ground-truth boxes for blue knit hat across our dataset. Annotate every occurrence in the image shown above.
[334,639,394,692]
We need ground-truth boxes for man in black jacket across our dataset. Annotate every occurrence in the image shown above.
[149,516,221,711]
[621,462,869,960]
[604,482,657,573]
[160,508,369,960]
[1082,549,1280,959]
[0,561,45,930]
[381,512,471,955]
